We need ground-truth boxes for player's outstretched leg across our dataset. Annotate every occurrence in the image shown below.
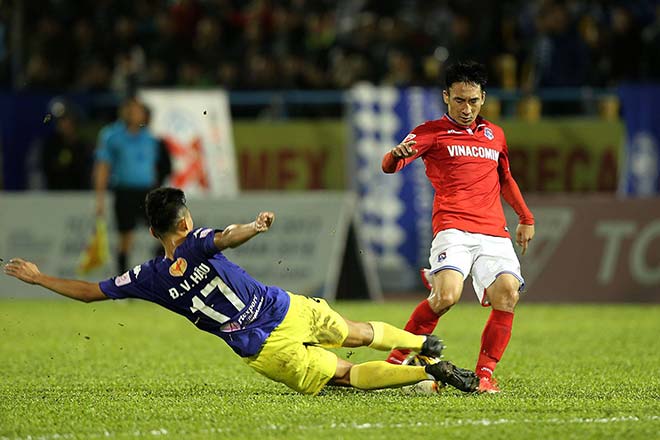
[344,320,444,358]
[344,359,478,393]
[330,318,473,393]
[345,360,428,390]
[386,297,440,363]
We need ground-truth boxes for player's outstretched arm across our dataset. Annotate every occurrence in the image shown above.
[3,258,108,302]
[381,140,417,173]
[214,211,275,251]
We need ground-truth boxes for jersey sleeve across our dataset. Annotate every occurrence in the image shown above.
[382,122,437,173]
[98,268,142,300]
[498,141,534,225]
[189,227,221,257]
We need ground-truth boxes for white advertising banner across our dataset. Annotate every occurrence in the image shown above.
[0,192,380,301]
[139,89,239,196]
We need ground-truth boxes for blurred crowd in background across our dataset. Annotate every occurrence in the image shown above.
[1,0,657,192]
[1,0,659,93]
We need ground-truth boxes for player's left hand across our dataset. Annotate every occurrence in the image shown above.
[255,212,275,232]
[3,258,41,284]
[516,224,535,256]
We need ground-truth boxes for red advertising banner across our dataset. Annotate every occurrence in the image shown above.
[511,196,660,302]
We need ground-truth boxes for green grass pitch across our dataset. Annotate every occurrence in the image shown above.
[1,299,659,439]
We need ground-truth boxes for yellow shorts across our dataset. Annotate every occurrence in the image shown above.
[244,292,349,395]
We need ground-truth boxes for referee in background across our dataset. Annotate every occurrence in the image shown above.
[93,97,170,273]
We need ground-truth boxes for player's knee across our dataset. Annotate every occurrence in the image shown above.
[427,269,464,313]
[503,278,521,300]
[489,276,520,310]
[428,286,461,312]
[503,289,520,308]
[343,320,373,347]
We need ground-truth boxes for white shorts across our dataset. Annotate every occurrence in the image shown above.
[429,229,524,306]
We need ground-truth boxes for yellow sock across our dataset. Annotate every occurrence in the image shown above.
[368,321,425,351]
[349,361,430,390]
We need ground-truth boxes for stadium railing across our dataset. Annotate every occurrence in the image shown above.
[67,87,619,120]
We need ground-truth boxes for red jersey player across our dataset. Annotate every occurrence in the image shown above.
[381,61,535,393]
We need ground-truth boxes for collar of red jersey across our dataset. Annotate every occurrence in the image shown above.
[443,114,484,132]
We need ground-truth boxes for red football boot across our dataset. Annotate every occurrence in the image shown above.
[477,376,501,394]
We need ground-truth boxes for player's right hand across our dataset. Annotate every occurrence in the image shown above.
[390,140,418,159]
[254,212,275,232]
[3,258,41,284]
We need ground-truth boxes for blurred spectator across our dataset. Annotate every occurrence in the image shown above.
[522,1,591,114]
[72,19,101,68]
[145,60,171,86]
[177,59,212,87]
[525,2,589,89]
[242,52,279,89]
[170,0,203,40]
[193,17,225,73]
[41,107,93,190]
[144,12,186,82]
[24,54,55,89]
[605,6,642,84]
[215,61,240,89]
[382,50,414,86]
[110,17,147,95]
[642,5,660,79]
[446,14,488,64]
[75,58,112,92]
[24,16,71,89]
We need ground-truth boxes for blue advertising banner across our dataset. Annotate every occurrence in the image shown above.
[349,84,443,290]
[618,85,660,196]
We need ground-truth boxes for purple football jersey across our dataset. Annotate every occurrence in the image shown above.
[99,227,290,357]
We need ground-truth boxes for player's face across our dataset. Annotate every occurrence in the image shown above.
[443,82,485,127]
[125,101,147,127]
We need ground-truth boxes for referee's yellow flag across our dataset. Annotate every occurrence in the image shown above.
[78,218,110,275]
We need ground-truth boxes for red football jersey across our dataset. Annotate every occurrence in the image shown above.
[382,114,534,238]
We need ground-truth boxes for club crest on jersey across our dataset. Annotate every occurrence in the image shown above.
[484,127,494,140]
[438,252,447,262]
[403,133,416,142]
[169,257,188,277]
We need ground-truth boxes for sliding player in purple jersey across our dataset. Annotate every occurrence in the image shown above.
[4,187,478,395]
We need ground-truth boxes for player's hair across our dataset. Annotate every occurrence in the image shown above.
[145,187,188,237]
[445,61,488,91]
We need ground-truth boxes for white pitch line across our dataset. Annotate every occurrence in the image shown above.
[322,415,660,430]
[2,416,658,439]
